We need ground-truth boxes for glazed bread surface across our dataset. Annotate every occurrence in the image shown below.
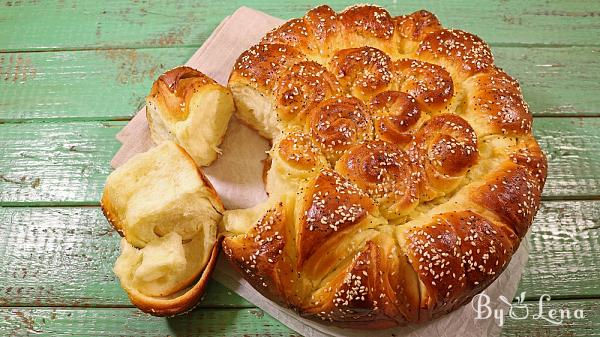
[102,141,224,316]
[146,66,235,167]
[225,4,548,329]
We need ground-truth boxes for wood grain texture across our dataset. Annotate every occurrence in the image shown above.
[0,49,185,121]
[0,118,598,204]
[0,121,124,204]
[0,300,598,337]
[502,299,600,337]
[0,1,599,335]
[520,200,600,299]
[1,0,599,52]
[0,47,599,121]
[0,307,299,337]
[0,200,597,307]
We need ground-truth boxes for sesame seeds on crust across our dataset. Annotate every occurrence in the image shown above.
[225,4,547,329]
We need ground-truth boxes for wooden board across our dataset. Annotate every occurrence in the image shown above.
[1,0,599,335]
[0,201,598,308]
[1,0,599,52]
[0,307,299,336]
[1,47,599,121]
[1,299,599,337]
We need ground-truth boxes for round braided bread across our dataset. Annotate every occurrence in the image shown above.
[224,4,547,329]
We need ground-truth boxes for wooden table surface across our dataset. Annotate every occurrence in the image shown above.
[1,1,599,336]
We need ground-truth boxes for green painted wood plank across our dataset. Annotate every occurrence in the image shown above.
[1,47,599,121]
[0,121,125,204]
[0,49,185,122]
[493,47,600,117]
[0,206,250,308]
[0,0,599,52]
[519,200,600,299]
[0,200,597,307]
[0,307,299,337]
[501,299,600,337]
[0,300,598,337]
[0,118,598,204]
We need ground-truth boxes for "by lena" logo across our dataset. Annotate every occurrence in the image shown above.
[472,291,585,327]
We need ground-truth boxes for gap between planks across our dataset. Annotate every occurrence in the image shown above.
[1,41,599,55]
[2,114,600,125]
[2,295,600,309]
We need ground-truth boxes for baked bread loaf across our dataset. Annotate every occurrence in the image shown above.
[102,141,224,316]
[224,4,547,328]
[146,66,235,167]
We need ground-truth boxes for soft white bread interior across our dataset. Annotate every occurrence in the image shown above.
[146,66,235,167]
[102,141,223,248]
[102,141,224,316]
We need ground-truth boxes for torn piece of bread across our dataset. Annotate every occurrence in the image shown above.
[146,66,235,167]
[114,236,221,317]
[102,141,224,316]
[102,142,223,248]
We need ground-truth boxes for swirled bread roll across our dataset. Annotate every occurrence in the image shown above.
[266,129,328,195]
[146,66,234,166]
[306,96,374,163]
[408,114,479,201]
[224,3,547,329]
[273,61,341,125]
[329,47,393,101]
[336,140,419,220]
[370,91,424,146]
[102,142,224,316]
[393,59,454,112]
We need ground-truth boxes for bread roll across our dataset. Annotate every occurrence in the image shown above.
[102,141,224,316]
[146,66,234,167]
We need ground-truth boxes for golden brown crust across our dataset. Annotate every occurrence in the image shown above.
[275,130,324,171]
[302,241,403,329]
[230,43,305,91]
[222,202,304,306]
[409,114,479,200]
[297,170,376,266]
[470,161,544,237]
[306,96,374,162]
[370,91,422,146]
[510,136,548,187]
[404,211,518,317]
[394,10,442,42]
[225,4,547,329]
[416,29,494,78]
[393,58,454,112]
[127,238,221,317]
[338,4,395,41]
[158,66,214,92]
[302,5,343,57]
[148,66,216,121]
[273,61,341,123]
[464,67,532,135]
[262,18,314,54]
[336,140,419,218]
[329,47,393,101]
